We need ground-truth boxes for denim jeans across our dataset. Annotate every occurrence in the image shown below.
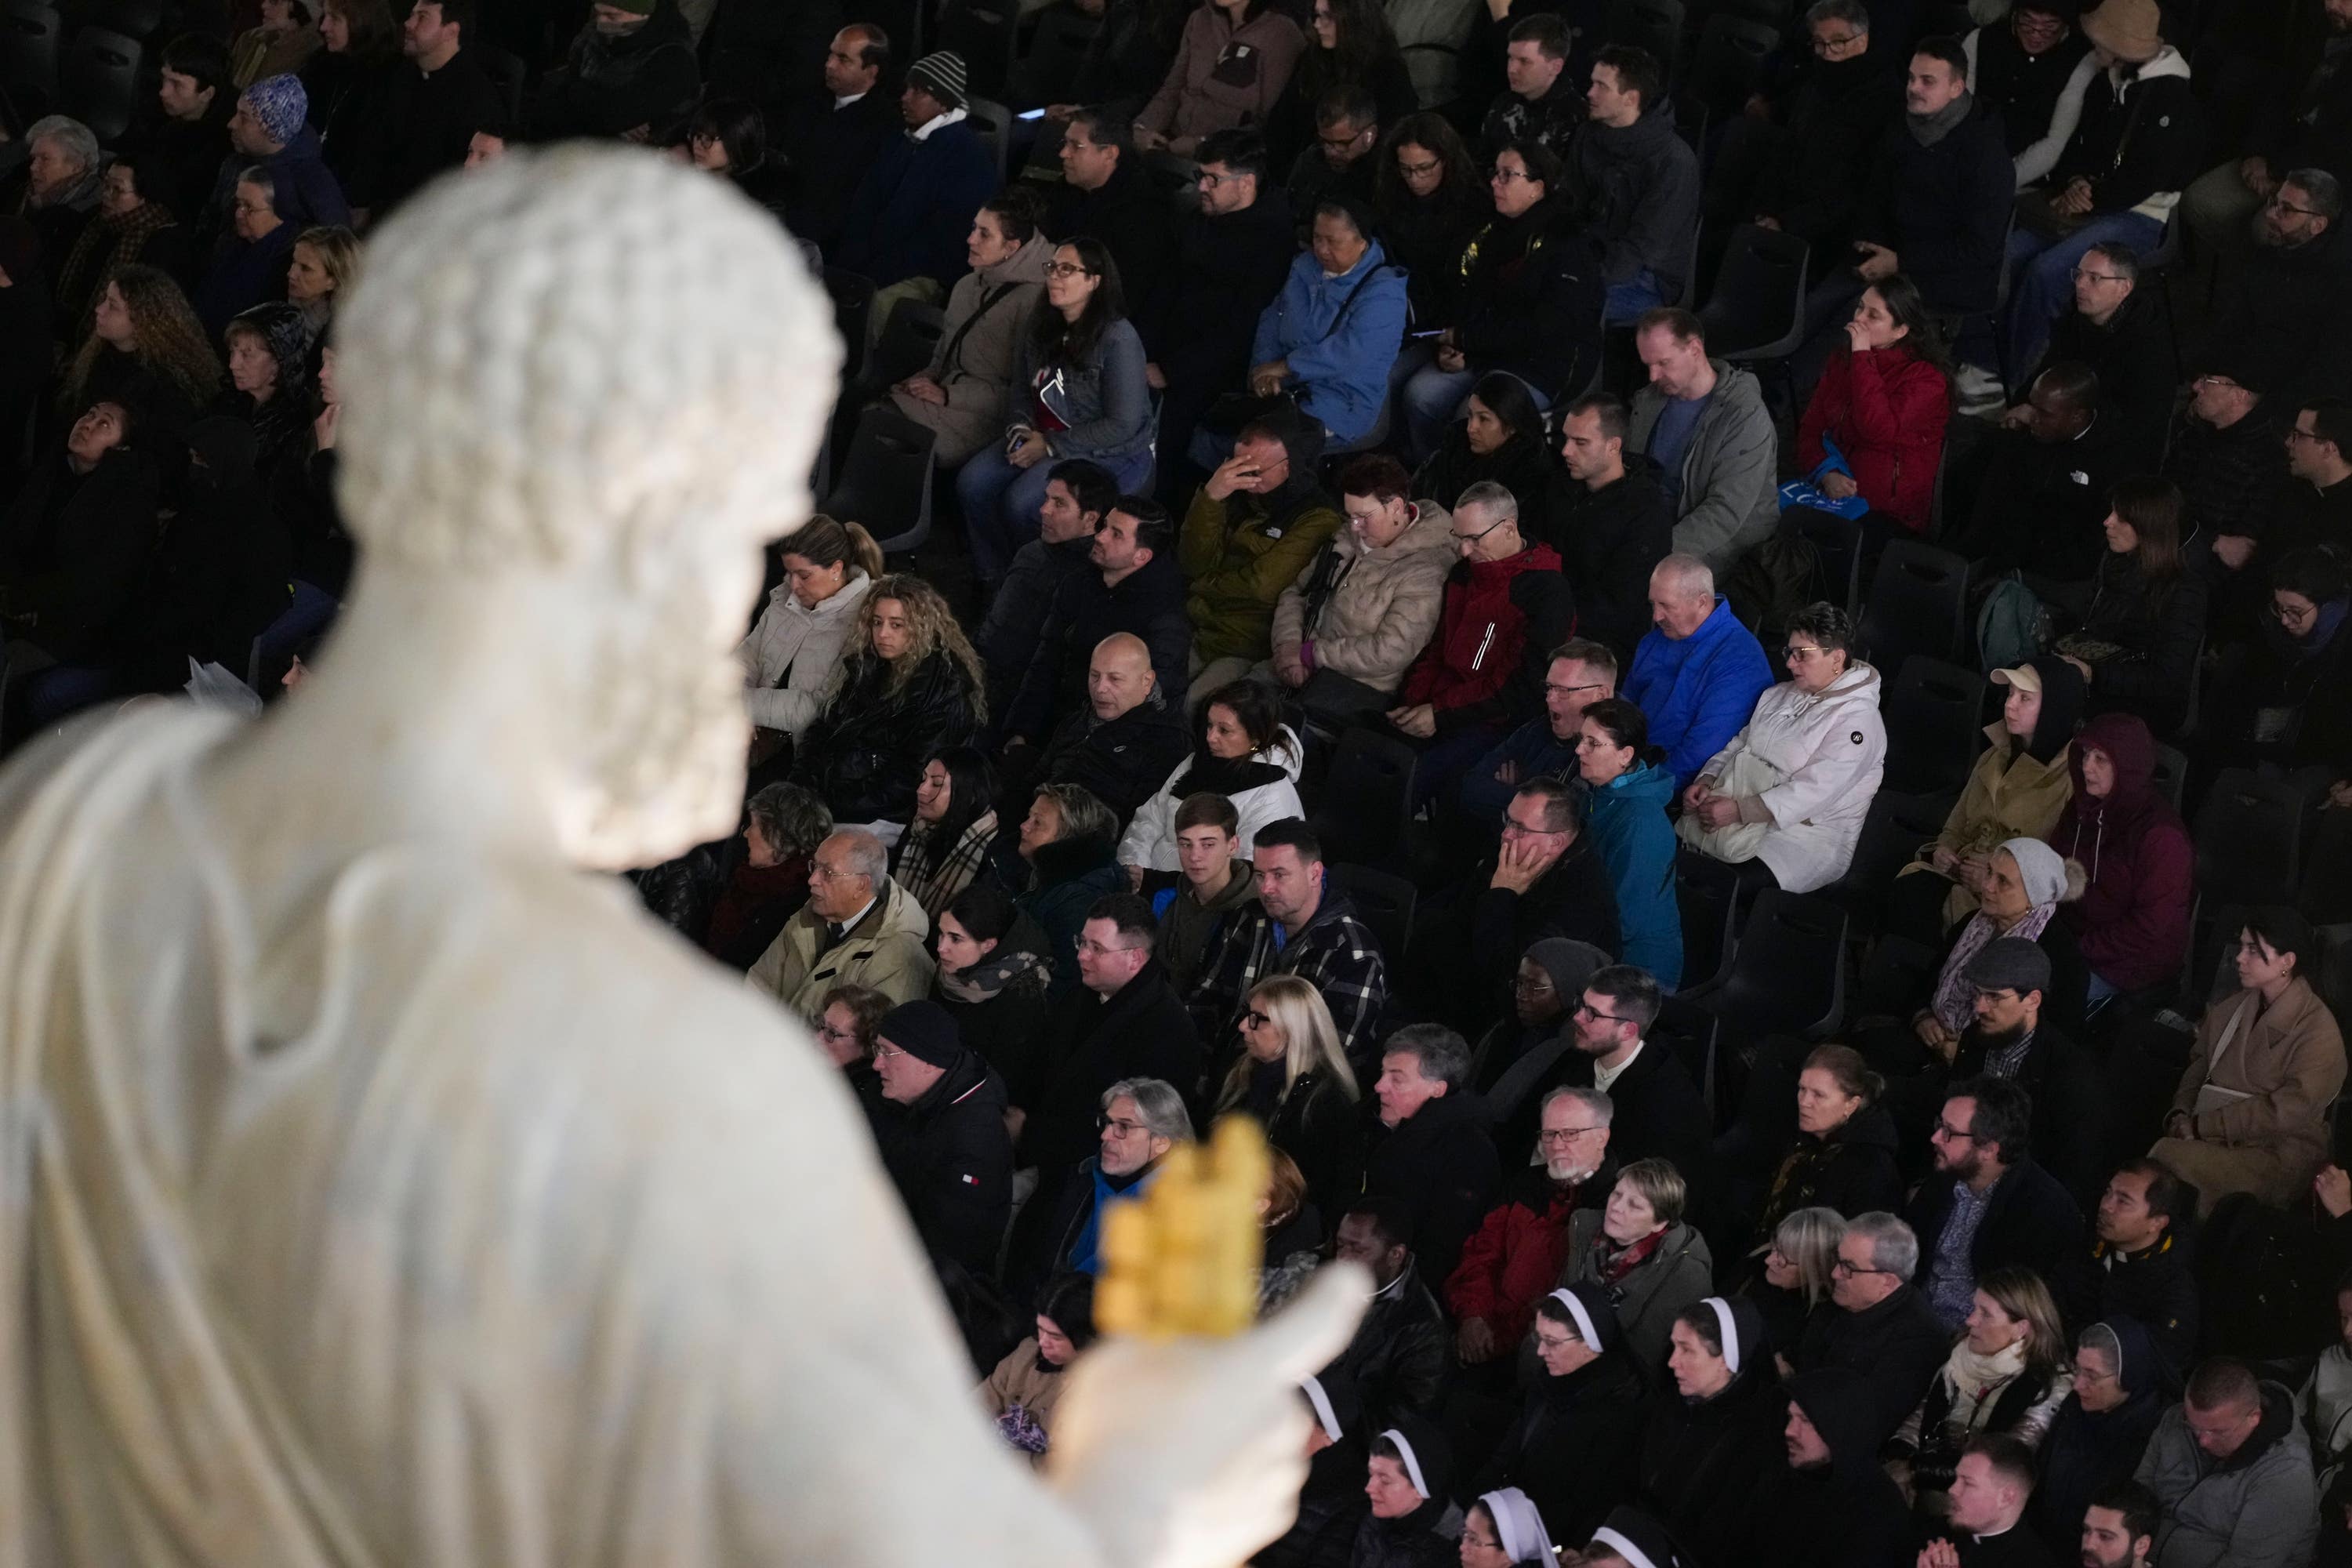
[2002,210,2165,385]
[1603,267,1667,325]
[958,441,1152,583]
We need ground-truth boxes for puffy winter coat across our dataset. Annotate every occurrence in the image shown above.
[737,569,874,739]
[1692,662,1889,894]
[1904,710,2078,931]
[748,874,936,1019]
[2033,48,2201,224]
[1797,343,1950,535]
[789,649,985,824]
[891,232,1051,465]
[1270,502,1456,695]
[872,1046,1014,1277]
[1180,462,1345,666]
[1585,758,1682,986]
[2154,977,2347,1207]
[1624,597,1776,787]
[2134,1382,2319,1568]
[1247,239,1409,445]
[2045,712,2192,993]
[1399,543,1575,735]
[1119,728,1305,870]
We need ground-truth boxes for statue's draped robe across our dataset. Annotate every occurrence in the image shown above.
[0,706,1094,1567]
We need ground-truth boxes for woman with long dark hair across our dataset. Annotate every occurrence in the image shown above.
[1271,0,1415,165]
[931,879,1057,1096]
[789,576,988,830]
[1410,370,1554,512]
[1374,113,1484,330]
[895,746,1015,919]
[955,236,1153,587]
[1794,272,1952,541]
[2057,476,2209,736]
[1117,679,1304,878]
[684,98,789,214]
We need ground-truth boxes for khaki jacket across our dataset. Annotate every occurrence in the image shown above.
[2155,978,2347,1205]
[1900,727,2074,925]
[750,875,935,1021]
[1269,501,1455,695]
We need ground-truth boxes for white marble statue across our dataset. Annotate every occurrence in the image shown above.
[0,147,1362,1568]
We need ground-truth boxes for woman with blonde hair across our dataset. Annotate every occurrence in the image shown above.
[1889,1265,2073,1514]
[63,266,223,438]
[738,514,884,747]
[1743,1205,1844,1353]
[789,574,986,833]
[286,223,360,340]
[1217,974,1360,1217]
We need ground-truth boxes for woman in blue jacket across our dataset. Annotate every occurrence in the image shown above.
[1574,697,1683,987]
[956,236,1156,587]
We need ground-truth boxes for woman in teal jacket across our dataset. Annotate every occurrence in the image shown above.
[1574,698,1683,987]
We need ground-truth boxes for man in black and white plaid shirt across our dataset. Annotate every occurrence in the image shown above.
[1187,818,1389,1073]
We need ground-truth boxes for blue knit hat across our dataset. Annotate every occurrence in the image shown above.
[241,74,308,145]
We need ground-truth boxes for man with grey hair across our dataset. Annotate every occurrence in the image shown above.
[14,115,106,270]
[1792,1210,1950,1445]
[751,826,936,1016]
[1005,1075,1196,1301]
[1445,1084,1615,1366]
[1621,554,1773,787]
[1385,481,1574,812]
[1364,1025,1502,1288]
[2201,167,2352,416]
[1707,0,1899,254]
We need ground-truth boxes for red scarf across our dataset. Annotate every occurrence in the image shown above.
[1594,1225,1668,1283]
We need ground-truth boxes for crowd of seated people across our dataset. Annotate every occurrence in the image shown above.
[11,0,2352,1559]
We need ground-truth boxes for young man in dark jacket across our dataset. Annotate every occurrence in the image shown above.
[1906,1078,2085,1331]
[868,1000,1014,1279]
[1540,395,1673,661]
[1568,45,1699,320]
[1002,499,1192,747]
[1957,363,2136,590]
[1969,0,2090,156]
[2003,241,2173,463]
[1480,14,1582,159]
[1189,820,1391,1068]
[2199,170,2352,416]
[1361,1025,1502,1290]
[346,0,507,219]
[2058,1159,2198,1375]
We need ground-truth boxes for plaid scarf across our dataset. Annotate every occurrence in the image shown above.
[896,811,997,920]
[56,201,175,332]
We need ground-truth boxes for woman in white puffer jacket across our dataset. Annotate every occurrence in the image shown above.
[737,517,883,741]
[1119,680,1305,877]
[1675,602,1886,894]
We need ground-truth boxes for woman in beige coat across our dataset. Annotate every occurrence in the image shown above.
[885,192,1051,466]
[978,1275,1095,1468]
[2153,908,2347,1205]
[1265,452,1454,703]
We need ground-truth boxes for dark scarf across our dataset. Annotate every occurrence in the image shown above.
[1171,744,1289,800]
[56,201,174,328]
[2262,596,2351,665]
[1908,88,1976,145]
[1593,1224,1668,1283]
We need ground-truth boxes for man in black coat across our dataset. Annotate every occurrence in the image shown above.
[1907,1076,2085,1332]
[1955,363,2137,591]
[1003,1073,1193,1304]
[1361,1025,1503,1290]
[1042,107,1174,328]
[1325,1198,1450,1429]
[131,34,240,227]
[1480,14,1582,159]
[782,24,901,255]
[1002,501,1192,746]
[1540,395,1673,663]
[529,0,700,141]
[2058,1159,2199,1377]
[1143,129,1296,506]
[1029,636,1192,824]
[1710,0,1902,256]
[1013,894,1201,1174]
[868,1000,1014,1278]
[1541,965,1714,1210]
[1795,1210,1951,1446]
[2002,243,2174,463]
[347,0,507,220]
[977,459,1117,735]
[1751,1366,1914,1568]
[2201,173,2352,415]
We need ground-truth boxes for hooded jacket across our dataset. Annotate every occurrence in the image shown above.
[2157,975,2347,1206]
[1180,425,1345,663]
[1152,860,1260,991]
[1587,759,1683,985]
[1755,1367,1914,1568]
[2032,1316,2168,1553]
[2045,713,2192,993]
[1624,597,1777,788]
[871,1046,1014,1278]
[748,874,937,1019]
[1538,457,1675,662]
[1018,955,1201,1174]
[2134,1381,2320,1568]
[1795,1279,1954,1446]
[789,648,986,824]
[1754,1103,1905,1244]
[2035,47,2201,224]
[1399,543,1574,735]
[1637,1297,1784,1567]
[1446,198,1606,401]
[1119,726,1305,870]
[1247,238,1410,444]
[1005,548,1192,745]
[1566,100,1701,296]
[1629,361,1780,571]
[738,569,875,740]
[1798,343,1951,534]
[895,231,1052,465]
[1271,499,1455,695]
[1038,689,1194,826]
[1693,662,1888,894]
[1363,1091,1504,1291]
[1908,653,2082,927]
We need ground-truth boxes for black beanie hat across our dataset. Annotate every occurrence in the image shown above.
[876,1000,961,1068]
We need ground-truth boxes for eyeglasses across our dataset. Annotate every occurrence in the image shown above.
[1397,155,1442,178]
[1197,169,1247,187]
[1512,972,1558,992]
[2269,197,2323,219]
[873,1041,906,1061]
[2286,426,2328,445]
[1537,1126,1604,1143]
[1043,260,1097,278]
[1573,1000,1633,1024]
[818,1025,862,1044]
[1344,508,1388,527]
[1076,938,1145,958]
[1544,681,1604,698]
[1097,1114,1149,1136]
[1501,817,1567,838]
[2068,268,2129,285]
[1450,512,1511,549]
[1809,30,1862,50]
[1319,125,1373,150]
[1780,644,1827,662]
[808,861,860,881]
[1242,1007,1276,1029]
[1490,165,1539,185]
[1933,1118,1980,1142]
[1831,1258,1895,1276]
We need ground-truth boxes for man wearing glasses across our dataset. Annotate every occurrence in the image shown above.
[2000,241,2171,453]
[2180,0,2352,260]
[751,828,938,1018]
[1904,1076,2082,1332]
[1443,1086,1616,1369]
[2276,397,2352,561]
[1044,107,1173,346]
[1285,85,1381,221]
[1541,965,1711,1194]
[1005,1076,1195,1299]
[1709,0,1900,256]
[2203,169,2350,417]
[1790,1210,1948,1444]
[1457,638,1619,833]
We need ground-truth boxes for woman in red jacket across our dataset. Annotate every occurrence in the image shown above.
[1795,272,1953,542]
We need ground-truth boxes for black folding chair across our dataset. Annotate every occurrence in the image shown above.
[2193,768,2310,909]
[2,0,60,114]
[822,266,877,385]
[1330,863,1417,967]
[1879,655,1984,797]
[1777,506,1861,615]
[822,404,937,554]
[1827,787,1959,932]
[1858,540,1969,688]
[58,23,136,143]
[1700,223,1810,361]
[872,299,949,388]
[1688,887,1849,1040]
[935,0,1018,101]
[1681,13,1776,122]
[1602,0,1685,90]
[966,96,1012,187]
[1307,728,1420,869]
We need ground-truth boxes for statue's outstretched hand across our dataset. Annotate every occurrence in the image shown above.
[1045,1262,1369,1568]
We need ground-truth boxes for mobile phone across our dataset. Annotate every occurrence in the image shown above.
[1407,328,1443,339]
[1018,107,1046,121]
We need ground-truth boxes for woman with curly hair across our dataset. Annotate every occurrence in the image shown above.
[62,266,225,445]
[788,575,988,830]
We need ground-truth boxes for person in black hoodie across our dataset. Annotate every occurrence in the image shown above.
[1144,129,1297,505]
[530,0,700,142]
[1043,108,1174,332]
[2031,1316,2169,1555]
[869,999,1015,1278]
[1401,139,1603,459]
[1471,1283,1648,1548]
[1794,1210,1953,1446]
[1361,1024,1501,1290]
[1410,372,1555,515]
[1002,502,1192,749]
[1540,394,1674,662]
[1353,1415,1456,1568]
[1751,1364,1911,1568]
[1567,46,1698,325]
[1639,1297,1785,1567]
[1708,0,1903,258]
[789,575,988,825]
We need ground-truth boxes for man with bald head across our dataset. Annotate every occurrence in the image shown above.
[1001,494,1192,749]
[752,826,937,1018]
[1622,554,1773,787]
[1034,632,1192,822]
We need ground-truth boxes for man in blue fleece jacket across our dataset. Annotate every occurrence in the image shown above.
[1622,554,1773,787]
